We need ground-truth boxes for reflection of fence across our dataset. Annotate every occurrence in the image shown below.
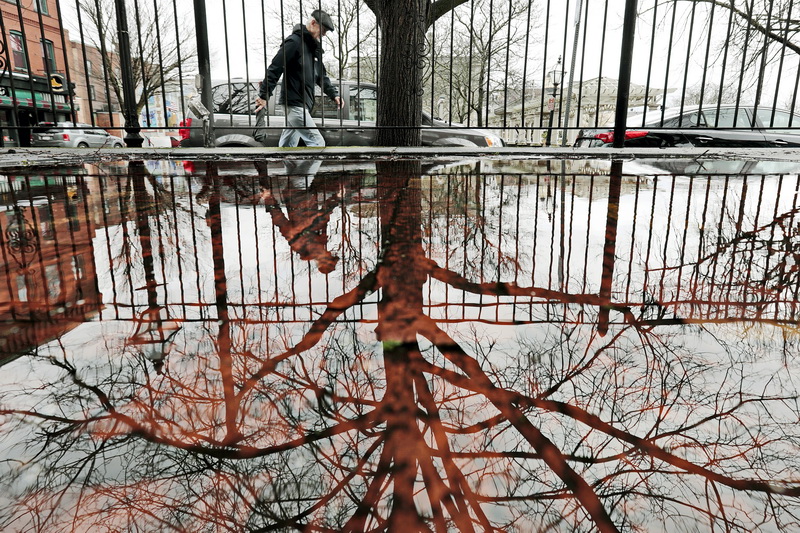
[3,161,798,364]
[2,0,800,146]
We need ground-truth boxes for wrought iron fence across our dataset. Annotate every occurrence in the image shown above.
[1,0,799,148]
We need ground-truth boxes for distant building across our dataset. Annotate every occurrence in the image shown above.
[0,0,76,146]
[68,40,124,134]
[495,76,671,146]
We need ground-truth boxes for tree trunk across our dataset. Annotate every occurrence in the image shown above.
[374,0,429,146]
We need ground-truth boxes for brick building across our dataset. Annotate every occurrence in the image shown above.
[0,0,75,146]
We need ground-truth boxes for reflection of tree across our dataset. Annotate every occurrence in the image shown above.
[1,162,800,532]
[645,174,800,326]
[425,0,533,127]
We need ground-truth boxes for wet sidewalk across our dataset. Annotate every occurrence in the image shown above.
[3,145,800,170]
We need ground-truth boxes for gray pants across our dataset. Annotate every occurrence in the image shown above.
[279,106,325,147]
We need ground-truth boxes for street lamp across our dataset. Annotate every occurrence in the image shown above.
[131,307,181,374]
[546,57,564,147]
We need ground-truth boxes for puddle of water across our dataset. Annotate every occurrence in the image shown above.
[1,157,799,532]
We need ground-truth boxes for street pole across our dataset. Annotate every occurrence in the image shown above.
[545,57,563,147]
[193,0,215,147]
[546,87,556,147]
[560,0,584,146]
[113,0,143,147]
[612,0,638,148]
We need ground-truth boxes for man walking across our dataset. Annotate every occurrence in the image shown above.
[255,9,343,147]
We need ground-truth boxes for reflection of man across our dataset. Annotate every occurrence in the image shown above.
[256,162,340,274]
[255,10,343,147]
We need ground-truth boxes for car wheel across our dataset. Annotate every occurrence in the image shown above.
[77,142,89,148]
[113,142,124,148]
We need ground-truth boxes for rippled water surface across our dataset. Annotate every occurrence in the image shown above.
[1,157,799,532]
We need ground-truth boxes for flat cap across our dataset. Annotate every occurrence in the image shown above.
[311,9,335,32]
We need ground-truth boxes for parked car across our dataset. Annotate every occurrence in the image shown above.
[575,105,800,147]
[178,79,504,148]
[31,122,125,148]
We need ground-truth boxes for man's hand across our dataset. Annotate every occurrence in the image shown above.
[333,96,343,109]
[255,96,267,112]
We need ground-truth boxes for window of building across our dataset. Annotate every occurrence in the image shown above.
[35,0,49,15]
[89,85,96,101]
[41,39,56,72]
[9,31,27,71]
[86,60,93,76]
[16,275,27,302]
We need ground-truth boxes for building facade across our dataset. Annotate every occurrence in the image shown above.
[0,0,75,146]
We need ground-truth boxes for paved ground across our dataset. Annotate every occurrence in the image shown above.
[2,146,799,171]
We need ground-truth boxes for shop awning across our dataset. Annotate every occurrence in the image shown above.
[0,92,72,111]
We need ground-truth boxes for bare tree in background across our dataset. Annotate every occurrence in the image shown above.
[262,0,525,144]
[425,0,533,127]
[72,0,197,117]
[642,0,800,108]
[682,81,740,105]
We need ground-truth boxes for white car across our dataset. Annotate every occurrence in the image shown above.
[31,122,125,148]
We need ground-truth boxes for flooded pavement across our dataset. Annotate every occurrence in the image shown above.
[1,156,799,532]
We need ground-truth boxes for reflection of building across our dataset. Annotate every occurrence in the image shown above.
[0,174,102,363]
[0,0,76,146]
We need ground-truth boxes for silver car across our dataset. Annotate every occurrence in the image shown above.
[179,79,505,148]
[31,122,125,148]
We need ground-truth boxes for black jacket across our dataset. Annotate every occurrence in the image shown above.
[259,24,338,111]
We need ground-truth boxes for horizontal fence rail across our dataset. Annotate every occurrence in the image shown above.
[1,0,799,147]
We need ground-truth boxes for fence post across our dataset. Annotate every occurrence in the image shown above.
[113,0,143,147]
[193,0,215,148]
[612,0,638,148]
